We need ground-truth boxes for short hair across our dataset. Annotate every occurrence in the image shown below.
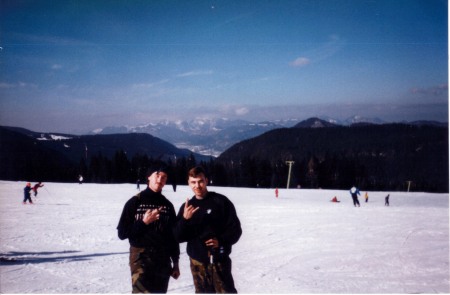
[188,166,207,179]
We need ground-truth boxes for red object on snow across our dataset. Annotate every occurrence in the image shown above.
[331,196,340,202]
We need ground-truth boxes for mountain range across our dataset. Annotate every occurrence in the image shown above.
[0,117,448,191]
[216,118,448,192]
[90,115,396,156]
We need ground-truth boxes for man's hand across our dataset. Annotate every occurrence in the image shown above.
[143,207,162,225]
[183,198,199,220]
[205,238,219,249]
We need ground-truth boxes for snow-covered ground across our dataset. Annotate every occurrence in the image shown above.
[0,181,448,293]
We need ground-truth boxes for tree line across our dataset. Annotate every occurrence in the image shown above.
[2,124,447,192]
[69,147,446,192]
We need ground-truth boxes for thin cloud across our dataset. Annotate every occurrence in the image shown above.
[411,84,448,96]
[10,32,93,46]
[0,82,16,89]
[176,70,214,77]
[131,79,170,89]
[0,81,37,88]
[211,12,255,31]
[51,64,63,70]
[290,35,344,68]
[289,57,310,67]
[235,107,249,116]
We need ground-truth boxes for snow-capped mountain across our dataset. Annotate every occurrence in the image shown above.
[343,115,385,125]
[92,118,301,156]
[91,116,388,156]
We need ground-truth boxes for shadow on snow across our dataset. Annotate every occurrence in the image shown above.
[0,250,128,265]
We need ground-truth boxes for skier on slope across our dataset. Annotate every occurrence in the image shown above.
[349,186,361,207]
[32,182,44,197]
[23,183,33,204]
[331,196,340,202]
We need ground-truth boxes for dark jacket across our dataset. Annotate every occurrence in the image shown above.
[174,192,242,264]
[117,188,179,264]
[24,186,32,198]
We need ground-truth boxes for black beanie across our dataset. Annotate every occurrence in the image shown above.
[146,163,170,178]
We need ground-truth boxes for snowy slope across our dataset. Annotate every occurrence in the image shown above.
[0,181,448,293]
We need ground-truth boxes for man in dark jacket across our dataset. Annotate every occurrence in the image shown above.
[23,182,33,204]
[117,164,180,293]
[174,166,242,293]
[350,186,361,207]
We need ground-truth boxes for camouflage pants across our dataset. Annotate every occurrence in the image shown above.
[129,246,171,293]
[190,257,237,294]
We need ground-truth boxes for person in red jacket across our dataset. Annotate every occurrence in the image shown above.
[32,182,44,197]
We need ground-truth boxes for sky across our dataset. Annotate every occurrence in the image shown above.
[0,0,448,134]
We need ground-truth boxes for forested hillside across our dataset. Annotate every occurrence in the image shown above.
[0,126,208,184]
[217,123,448,192]
[1,122,448,192]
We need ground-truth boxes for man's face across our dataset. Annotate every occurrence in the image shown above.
[148,171,168,192]
[188,174,208,199]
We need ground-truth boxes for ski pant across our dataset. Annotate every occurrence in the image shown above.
[23,195,32,203]
[129,246,171,293]
[189,257,237,294]
[351,195,360,207]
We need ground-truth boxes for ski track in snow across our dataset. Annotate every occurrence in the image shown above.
[0,181,448,293]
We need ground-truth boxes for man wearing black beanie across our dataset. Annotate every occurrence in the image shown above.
[117,163,180,293]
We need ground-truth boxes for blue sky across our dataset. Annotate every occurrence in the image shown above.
[0,0,448,134]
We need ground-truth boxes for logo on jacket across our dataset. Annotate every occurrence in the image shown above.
[207,209,212,214]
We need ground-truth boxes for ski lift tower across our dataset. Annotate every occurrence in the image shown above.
[285,161,295,189]
[406,180,412,192]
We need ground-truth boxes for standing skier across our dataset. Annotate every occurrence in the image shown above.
[385,194,390,206]
[174,166,242,293]
[349,186,361,207]
[23,183,33,204]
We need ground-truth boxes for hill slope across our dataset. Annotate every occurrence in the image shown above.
[0,126,209,182]
[217,123,448,192]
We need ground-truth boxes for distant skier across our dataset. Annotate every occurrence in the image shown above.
[23,183,33,204]
[78,175,83,184]
[330,196,340,202]
[364,192,369,203]
[349,186,361,207]
[275,187,279,198]
[32,182,44,197]
[136,179,140,190]
[171,168,177,192]
[385,194,390,206]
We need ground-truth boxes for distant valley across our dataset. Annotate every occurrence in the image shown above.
[91,115,395,156]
